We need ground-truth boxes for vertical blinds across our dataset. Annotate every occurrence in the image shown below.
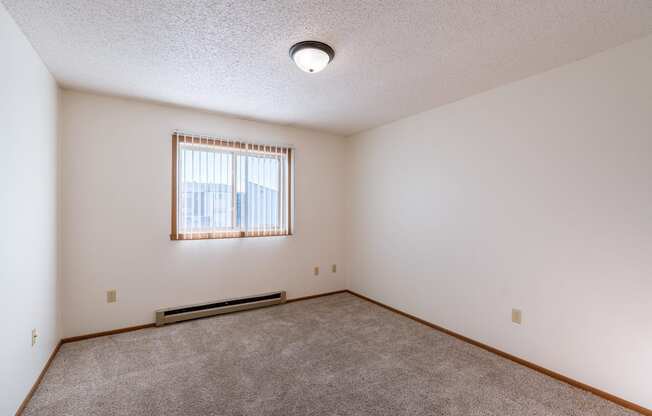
[171,132,292,240]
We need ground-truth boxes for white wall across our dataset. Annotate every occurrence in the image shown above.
[0,3,60,415]
[346,35,652,409]
[60,90,347,338]
[4,3,648,410]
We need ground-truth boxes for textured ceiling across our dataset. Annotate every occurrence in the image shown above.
[4,1,652,135]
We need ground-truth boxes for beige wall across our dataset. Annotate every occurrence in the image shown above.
[60,90,347,338]
[0,4,61,415]
[345,34,652,409]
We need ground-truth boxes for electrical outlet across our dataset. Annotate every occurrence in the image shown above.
[313,266,319,276]
[331,264,337,273]
[31,328,38,347]
[512,308,522,324]
[107,289,117,303]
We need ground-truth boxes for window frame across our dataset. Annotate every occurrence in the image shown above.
[170,133,293,240]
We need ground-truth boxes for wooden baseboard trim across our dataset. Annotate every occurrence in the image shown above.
[15,340,62,416]
[286,289,348,303]
[345,290,650,416]
[17,290,348,414]
[60,290,348,343]
[18,290,647,415]
[61,323,156,343]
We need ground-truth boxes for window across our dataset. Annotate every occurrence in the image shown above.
[171,133,293,240]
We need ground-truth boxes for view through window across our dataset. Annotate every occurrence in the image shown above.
[171,133,292,239]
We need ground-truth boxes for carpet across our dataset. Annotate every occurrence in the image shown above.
[23,293,637,415]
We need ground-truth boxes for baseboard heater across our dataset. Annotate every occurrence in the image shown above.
[155,290,287,326]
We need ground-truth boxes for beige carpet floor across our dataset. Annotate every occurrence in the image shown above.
[24,293,637,415]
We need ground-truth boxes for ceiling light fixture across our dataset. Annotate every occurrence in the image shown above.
[289,41,335,73]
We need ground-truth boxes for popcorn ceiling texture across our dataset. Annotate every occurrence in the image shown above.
[3,0,652,135]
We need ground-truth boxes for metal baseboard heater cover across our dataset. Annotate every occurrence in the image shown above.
[155,291,286,326]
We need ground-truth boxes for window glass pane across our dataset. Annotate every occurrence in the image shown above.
[179,146,233,232]
[236,154,246,228]
[245,155,279,230]
[173,137,290,239]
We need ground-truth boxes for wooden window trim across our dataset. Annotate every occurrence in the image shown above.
[170,133,293,241]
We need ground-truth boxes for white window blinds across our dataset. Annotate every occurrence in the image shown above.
[171,132,293,240]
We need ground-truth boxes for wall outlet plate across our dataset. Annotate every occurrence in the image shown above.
[31,328,38,347]
[331,264,337,273]
[107,289,117,303]
[314,266,319,276]
[512,308,522,324]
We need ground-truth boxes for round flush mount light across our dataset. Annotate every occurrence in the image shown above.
[289,41,334,73]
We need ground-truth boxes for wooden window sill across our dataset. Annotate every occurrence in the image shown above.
[170,231,291,241]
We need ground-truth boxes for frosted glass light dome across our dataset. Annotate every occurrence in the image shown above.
[289,41,334,74]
